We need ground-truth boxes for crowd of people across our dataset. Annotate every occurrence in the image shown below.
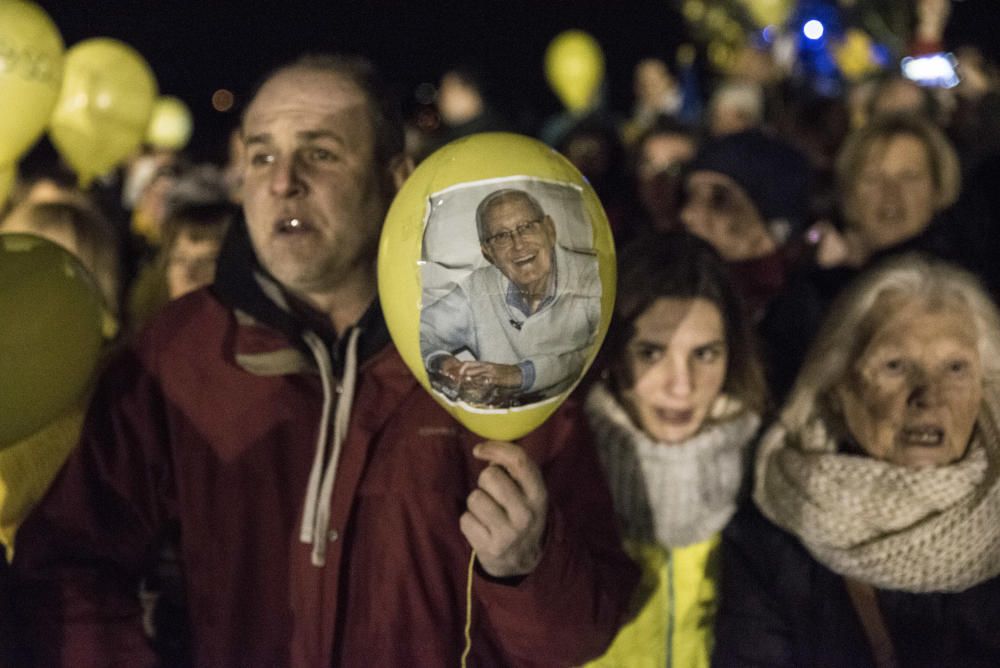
[4,6,1000,665]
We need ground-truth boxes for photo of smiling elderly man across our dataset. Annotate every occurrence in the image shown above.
[420,185,602,408]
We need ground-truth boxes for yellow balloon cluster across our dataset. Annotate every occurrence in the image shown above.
[738,0,794,28]
[49,38,158,186]
[0,234,104,447]
[544,30,605,113]
[146,95,193,150]
[378,133,616,441]
[0,1,64,167]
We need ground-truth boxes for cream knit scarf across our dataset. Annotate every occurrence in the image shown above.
[754,395,1000,593]
[586,382,761,548]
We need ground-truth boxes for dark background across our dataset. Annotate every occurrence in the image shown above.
[36,0,1000,162]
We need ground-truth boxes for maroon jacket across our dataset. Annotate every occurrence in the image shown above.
[11,281,637,666]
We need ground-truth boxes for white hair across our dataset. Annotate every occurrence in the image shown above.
[783,253,1000,431]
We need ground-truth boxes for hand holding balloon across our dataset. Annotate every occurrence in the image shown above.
[460,441,548,578]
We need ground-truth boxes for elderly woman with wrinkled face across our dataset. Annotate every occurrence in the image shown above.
[714,254,1000,666]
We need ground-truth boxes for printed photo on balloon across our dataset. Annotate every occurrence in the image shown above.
[419,177,602,411]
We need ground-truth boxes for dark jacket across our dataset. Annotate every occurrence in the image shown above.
[713,503,1000,667]
[10,220,638,667]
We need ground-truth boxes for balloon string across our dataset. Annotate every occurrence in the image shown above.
[461,548,476,668]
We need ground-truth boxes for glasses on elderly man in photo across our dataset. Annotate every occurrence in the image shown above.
[485,218,544,249]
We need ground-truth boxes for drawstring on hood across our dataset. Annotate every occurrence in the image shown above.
[213,217,390,568]
[300,326,361,567]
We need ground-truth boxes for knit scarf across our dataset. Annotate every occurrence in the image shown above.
[754,395,1000,593]
[586,382,761,548]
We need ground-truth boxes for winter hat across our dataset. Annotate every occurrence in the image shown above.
[689,129,812,240]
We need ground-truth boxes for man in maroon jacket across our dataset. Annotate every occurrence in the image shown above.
[10,54,637,666]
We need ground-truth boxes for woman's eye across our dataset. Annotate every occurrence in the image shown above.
[694,345,722,363]
[947,360,969,374]
[883,358,905,374]
[633,346,662,364]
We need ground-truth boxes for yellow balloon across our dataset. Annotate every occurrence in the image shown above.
[49,38,158,187]
[545,30,605,113]
[0,1,64,165]
[146,95,193,150]
[378,133,616,441]
[836,29,880,81]
[0,233,104,447]
[0,164,15,209]
[739,0,793,28]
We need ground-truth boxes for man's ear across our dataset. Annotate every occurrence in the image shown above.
[481,244,495,266]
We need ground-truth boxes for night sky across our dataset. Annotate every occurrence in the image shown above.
[35,0,1000,162]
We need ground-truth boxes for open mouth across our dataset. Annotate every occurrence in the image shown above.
[275,217,314,235]
[511,252,537,266]
[900,425,944,446]
[654,406,694,425]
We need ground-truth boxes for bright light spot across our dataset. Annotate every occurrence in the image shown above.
[762,26,776,43]
[803,20,824,40]
[212,89,235,112]
[901,54,960,88]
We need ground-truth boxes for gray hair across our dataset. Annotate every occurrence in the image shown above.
[475,189,545,243]
[783,254,1000,431]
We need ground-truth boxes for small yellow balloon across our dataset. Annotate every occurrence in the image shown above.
[0,164,15,210]
[0,1,64,166]
[545,30,605,113]
[738,0,793,28]
[378,133,616,441]
[49,38,158,187]
[0,233,104,447]
[836,29,880,81]
[146,95,193,150]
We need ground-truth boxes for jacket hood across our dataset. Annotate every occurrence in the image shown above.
[212,214,390,375]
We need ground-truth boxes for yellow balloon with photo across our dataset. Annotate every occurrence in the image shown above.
[378,133,615,441]
[49,38,158,187]
[0,0,64,166]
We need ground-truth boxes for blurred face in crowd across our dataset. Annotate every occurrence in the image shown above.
[437,71,483,126]
[1,205,93,274]
[680,171,776,261]
[622,297,728,443]
[636,132,696,227]
[637,132,695,183]
[634,59,675,108]
[480,194,557,299]
[166,228,223,299]
[834,292,982,468]
[241,67,393,299]
[871,78,927,118]
[849,133,937,254]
